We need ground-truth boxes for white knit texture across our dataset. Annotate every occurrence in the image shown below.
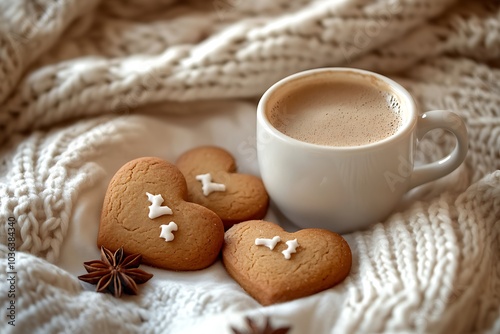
[0,0,499,333]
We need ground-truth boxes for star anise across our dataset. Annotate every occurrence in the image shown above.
[231,316,291,334]
[78,246,153,298]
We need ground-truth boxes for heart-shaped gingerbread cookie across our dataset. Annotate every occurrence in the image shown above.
[97,157,224,271]
[222,220,352,305]
[176,146,269,229]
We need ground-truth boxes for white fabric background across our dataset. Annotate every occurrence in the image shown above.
[0,0,499,333]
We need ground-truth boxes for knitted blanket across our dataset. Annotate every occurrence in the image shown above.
[1,0,499,333]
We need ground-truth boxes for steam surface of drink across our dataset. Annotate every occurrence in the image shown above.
[268,79,403,147]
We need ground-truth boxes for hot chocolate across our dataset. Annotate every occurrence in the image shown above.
[268,77,403,147]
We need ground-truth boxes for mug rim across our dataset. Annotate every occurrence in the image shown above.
[257,67,418,152]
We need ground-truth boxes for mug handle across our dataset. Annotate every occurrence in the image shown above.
[409,110,468,190]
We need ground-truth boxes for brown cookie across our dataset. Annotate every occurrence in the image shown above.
[176,146,269,229]
[222,220,352,305]
[97,157,224,271]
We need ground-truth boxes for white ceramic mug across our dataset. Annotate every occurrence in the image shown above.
[256,68,468,234]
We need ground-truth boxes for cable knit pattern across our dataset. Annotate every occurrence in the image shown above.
[0,116,144,262]
[1,0,460,142]
[0,0,499,333]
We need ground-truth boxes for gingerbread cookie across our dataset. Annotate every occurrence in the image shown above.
[98,157,224,271]
[222,220,352,305]
[176,146,269,229]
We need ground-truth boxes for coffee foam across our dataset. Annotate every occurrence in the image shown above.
[268,77,403,147]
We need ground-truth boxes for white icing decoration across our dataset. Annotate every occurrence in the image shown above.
[255,236,281,250]
[195,173,226,196]
[159,222,178,242]
[146,192,173,219]
[282,239,299,260]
